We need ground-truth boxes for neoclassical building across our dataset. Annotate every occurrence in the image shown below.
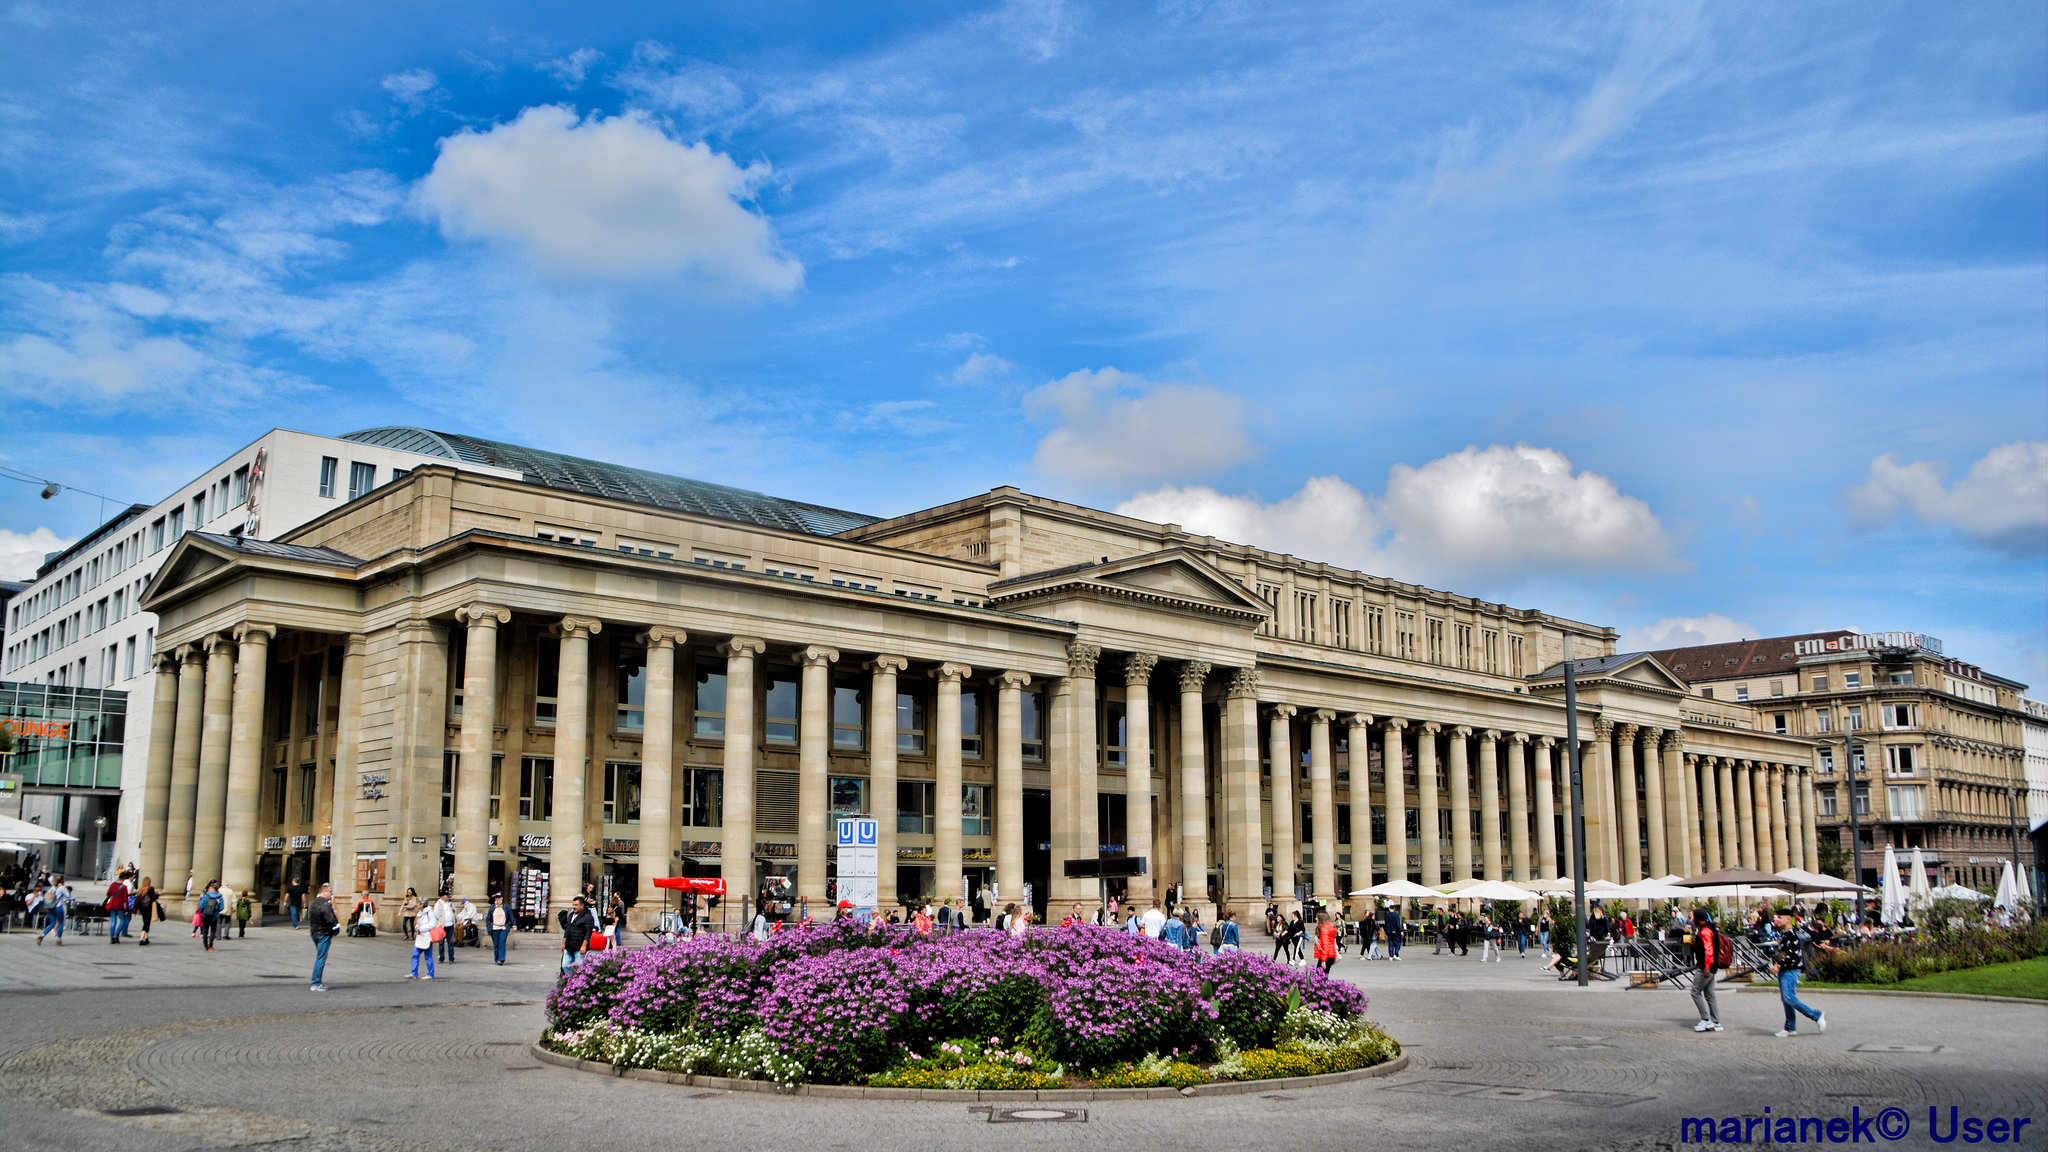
[136,427,1819,926]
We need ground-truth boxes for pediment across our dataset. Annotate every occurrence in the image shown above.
[987,549,1272,623]
[141,531,360,611]
[1529,652,1689,696]
[1613,658,1688,691]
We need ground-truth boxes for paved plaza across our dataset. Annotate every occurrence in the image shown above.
[0,924,2041,1152]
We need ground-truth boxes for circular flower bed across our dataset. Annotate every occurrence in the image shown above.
[543,921,1400,1089]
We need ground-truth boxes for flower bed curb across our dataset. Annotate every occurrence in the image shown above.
[1731,986,2047,1006]
[530,1042,1408,1099]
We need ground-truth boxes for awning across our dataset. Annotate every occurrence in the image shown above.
[602,853,640,863]
[681,854,723,864]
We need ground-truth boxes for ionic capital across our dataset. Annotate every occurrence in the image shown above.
[457,602,512,628]
[200,632,235,656]
[553,615,603,640]
[1536,734,1556,748]
[1311,708,1337,725]
[1450,724,1473,738]
[1065,640,1102,678]
[1225,667,1260,699]
[1419,721,1441,735]
[232,622,277,647]
[1177,661,1211,694]
[1123,653,1159,685]
[934,661,973,684]
[1508,731,1530,745]
[994,670,1032,691]
[719,636,767,660]
[868,654,909,676]
[1383,717,1409,733]
[1270,702,1298,719]
[155,651,181,674]
[638,626,687,649]
[1345,712,1375,730]
[1480,729,1500,743]
[798,645,840,668]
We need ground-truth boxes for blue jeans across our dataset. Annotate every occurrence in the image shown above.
[289,905,301,929]
[411,946,435,978]
[111,909,131,938]
[561,944,582,972]
[1779,970,1821,1031]
[311,933,332,986]
[40,907,65,939]
[490,928,509,963]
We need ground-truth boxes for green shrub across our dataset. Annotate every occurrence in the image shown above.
[1810,920,2048,986]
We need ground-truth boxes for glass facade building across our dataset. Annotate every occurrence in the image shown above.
[1,681,127,878]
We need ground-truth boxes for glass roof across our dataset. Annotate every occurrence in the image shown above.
[342,427,876,536]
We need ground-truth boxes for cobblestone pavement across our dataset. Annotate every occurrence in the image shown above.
[1,927,2041,1152]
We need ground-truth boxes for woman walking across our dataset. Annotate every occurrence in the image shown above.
[400,888,422,939]
[133,877,162,946]
[409,898,439,979]
[196,881,225,951]
[36,875,71,945]
[1314,913,1340,974]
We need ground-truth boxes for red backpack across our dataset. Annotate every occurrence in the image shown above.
[1703,925,1733,969]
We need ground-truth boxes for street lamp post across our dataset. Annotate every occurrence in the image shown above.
[1565,636,1589,989]
[1842,736,1862,926]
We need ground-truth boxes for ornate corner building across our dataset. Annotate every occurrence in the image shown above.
[133,426,1833,925]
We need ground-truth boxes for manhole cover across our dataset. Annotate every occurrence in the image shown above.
[1850,1043,1943,1054]
[103,1105,183,1117]
[988,1106,1086,1123]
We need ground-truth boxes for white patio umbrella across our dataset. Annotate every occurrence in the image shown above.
[1450,880,1544,902]
[1994,861,2018,909]
[1610,879,1695,900]
[1907,847,1933,912]
[0,813,77,842]
[2017,862,2035,906]
[0,841,29,852]
[1520,876,1578,893]
[1776,867,1871,895]
[1879,845,1907,925]
[1350,879,1440,899]
[1931,883,1988,902]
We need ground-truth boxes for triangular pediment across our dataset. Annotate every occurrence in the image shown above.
[1529,651,1689,695]
[141,531,360,611]
[1613,657,1688,691]
[987,548,1272,623]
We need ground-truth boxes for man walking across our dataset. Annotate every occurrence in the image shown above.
[1770,910,1830,1038]
[560,896,598,972]
[433,892,456,964]
[1383,903,1404,961]
[285,875,306,929]
[1688,909,1724,1032]
[308,882,339,991]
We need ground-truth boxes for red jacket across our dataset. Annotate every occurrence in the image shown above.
[1314,922,1339,961]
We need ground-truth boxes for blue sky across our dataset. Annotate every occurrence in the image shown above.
[2,1,2043,680]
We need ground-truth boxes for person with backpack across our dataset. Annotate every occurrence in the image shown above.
[36,876,71,945]
[194,881,225,951]
[234,891,254,938]
[1770,909,1830,1038]
[1689,908,1727,1032]
[1213,909,1241,953]
[308,882,340,991]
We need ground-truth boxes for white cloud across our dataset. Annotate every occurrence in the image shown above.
[0,526,74,580]
[1026,367,1253,486]
[1846,441,2047,557]
[543,48,603,89]
[946,350,1014,386]
[1381,444,1681,579]
[380,69,443,115]
[1115,442,1679,586]
[1620,613,1758,652]
[417,105,803,293]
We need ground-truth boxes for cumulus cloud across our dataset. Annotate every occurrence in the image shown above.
[0,526,75,580]
[380,69,443,115]
[1381,444,1680,578]
[946,350,1015,386]
[1026,368,1253,486]
[1620,613,1758,652]
[543,48,603,89]
[1845,440,2047,557]
[1115,442,1680,586]
[417,105,802,292]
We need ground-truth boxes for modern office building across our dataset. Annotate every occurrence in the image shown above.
[0,679,129,877]
[1648,631,2032,889]
[133,426,1817,926]
[3,430,518,876]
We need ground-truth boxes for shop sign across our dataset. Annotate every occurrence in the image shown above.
[262,836,285,850]
[602,838,639,854]
[360,786,385,800]
[519,834,552,848]
[290,835,313,849]
[2,719,70,740]
[358,772,388,786]
[320,835,331,848]
[411,836,427,844]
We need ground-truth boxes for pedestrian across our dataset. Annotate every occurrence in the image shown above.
[1363,912,1385,960]
[1770,909,1830,1038]
[348,892,378,937]
[1180,908,1205,952]
[308,882,339,991]
[1141,899,1167,939]
[36,875,71,945]
[1008,905,1031,938]
[606,892,628,942]
[559,896,597,972]
[285,875,306,929]
[1215,909,1241,953]
[1383,903,1404,960]
[235,890,254,938]
[1538,913,1553,953]
[133,876,162,946]
[183,870,194,901]
[196,880,224,951]
[1515,912,1531,958]
[400,888,421,939]
[1688,908,1724,1032]
[410,898,439,979]
[486,893,513,964]
[433,892,456,963]
[1479,914,1502,962]
[1314,913,1340,974]
[104,874,131,942]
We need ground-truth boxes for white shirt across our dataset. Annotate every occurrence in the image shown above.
[1141,908,1167,938]
[413,904,439,949]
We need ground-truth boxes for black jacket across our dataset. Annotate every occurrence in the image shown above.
[563,908,598,948]
[309,896,340,937]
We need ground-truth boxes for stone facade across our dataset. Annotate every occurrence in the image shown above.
[137,445,1820,926]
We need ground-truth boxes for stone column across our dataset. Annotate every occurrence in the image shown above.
[1345,714,1374,885]
[1614,723,1641,883]
[1801,767,1821,873]
[1447,725,1473,881]
[1783,766,1804,876]
[1416,722,1441,885]
[1309,709,1337,903]
[547,614,598,903]
[635,628,686,919]
[719,638,765,901]
[163,646,206,894]
[1715,758,1739,872]
[1382,719,1408,881]
[1533,735,1558,880]
[221,622,277,896]
[1639,727,1666,879]
[934,662,971,907]
[448,606,509,902]
[1222,667,1261,917]
[993,670,1029,909]
[1478,729,1503,881]
[1050,642,1100,905]
[1177,662,1211,916]
[1694,756,1719,872]
[869,656,908,908]
[1661,733,1689,877]
[1734,760,1757,870]
[328,635,365,897]
[796,644,840,906]
[1507,733,1532,882]
[1268,703,1297,908]
[191,633,236,886]
[139,653,181,888]
[1768,764,1789,874]
[1124,655,1158,900]
[1586,720,1614,882]
[1751,761,1772,872]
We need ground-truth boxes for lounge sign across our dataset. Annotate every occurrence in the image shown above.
[3,719,70,740]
